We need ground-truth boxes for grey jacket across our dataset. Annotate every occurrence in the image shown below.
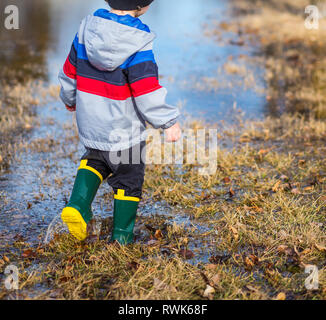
[58,9,180,151]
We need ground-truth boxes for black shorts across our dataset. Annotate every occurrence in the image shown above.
[81,141,146,198]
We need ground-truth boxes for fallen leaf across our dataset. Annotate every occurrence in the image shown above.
[252,206,263,213]
[36,248,44,255]
[86,219,99,237]
[0,259,5,266]
[59,276,71,283]
[277,245,292,255]
[291,188,301,195]
[127,261,140,271]
[258,149,269,155]
[265,268,275,277]
[205,264,218,271]
[276,292,286,300]
[22,249,35,259]
[272,181,281,192]
[179,249,195,260]
[222,177,231,184]
[203,285,215,299]
[210,274,220,286]
[64,265,73,272]
[209,254,231,264]
[154,229,163,240]
[3,255,9,263]
[248,254,259,265]
[88,255,98,262]
[301,248,311,255]
[200,191,210,200]
[245,256,254,269]
[229,187,235,197]
[229,226,239,240]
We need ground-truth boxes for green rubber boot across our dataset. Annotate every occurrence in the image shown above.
[61,160,103,241]
[110,189,140,245]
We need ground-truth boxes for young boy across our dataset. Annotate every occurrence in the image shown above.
[58,0,181,245]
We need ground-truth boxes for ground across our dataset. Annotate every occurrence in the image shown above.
[0,0,325,300]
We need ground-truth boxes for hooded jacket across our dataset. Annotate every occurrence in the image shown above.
[58,9,180,151]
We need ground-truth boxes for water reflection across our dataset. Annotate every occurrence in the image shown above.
[0,0,265,119]
[0,0,51,82]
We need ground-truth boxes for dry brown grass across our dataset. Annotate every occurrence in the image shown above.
[0,76,59,173]
[205,0,326,118]
[0,112,325,300]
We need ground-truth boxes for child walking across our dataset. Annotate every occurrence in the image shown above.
[58,0,181,245]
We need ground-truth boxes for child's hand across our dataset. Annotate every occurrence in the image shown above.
[165,122,181,142]
[66,105,76,112]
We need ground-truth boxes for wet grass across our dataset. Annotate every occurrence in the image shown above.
[0,79,38,173]
[0,68,59,173]
[0,112,325,300]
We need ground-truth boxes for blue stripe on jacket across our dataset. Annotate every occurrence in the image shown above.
[74,35,88,60]
[73,33,156,70]
[94,9,150,33]
[73,28,156,79]
[120,50,156,69]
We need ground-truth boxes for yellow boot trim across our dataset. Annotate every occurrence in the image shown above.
[61,207,88,241]
[114,189,140,202]
[78,160,103,183]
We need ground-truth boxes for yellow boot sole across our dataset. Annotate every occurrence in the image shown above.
[61,207,87,241]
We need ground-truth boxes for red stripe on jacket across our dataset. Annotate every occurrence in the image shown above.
[130,77,162,98]
[77,76,131,100]
[63,56,77,79]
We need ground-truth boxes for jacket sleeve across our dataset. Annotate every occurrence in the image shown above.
[58,37,78,107]
[125,46,180,129]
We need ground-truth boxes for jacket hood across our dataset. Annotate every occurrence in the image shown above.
[78,9,156,71]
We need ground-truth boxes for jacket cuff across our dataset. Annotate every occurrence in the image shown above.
[161,116,179,130]
[60,90,75,107]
